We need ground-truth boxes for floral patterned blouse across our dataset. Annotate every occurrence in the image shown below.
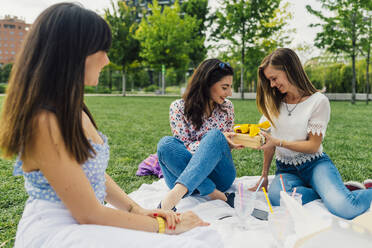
[169,99,235,153]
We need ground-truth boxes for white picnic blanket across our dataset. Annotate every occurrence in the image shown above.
[129,176,341,248]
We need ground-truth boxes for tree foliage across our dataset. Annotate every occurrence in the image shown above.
[0,63,12,84]
[305,57,371,93]
[104,0,141,94]
[105,1,140,69]
[211,0,290,97]
[306,0,371,103]
[135,0,198,70]
[181,0,209,68]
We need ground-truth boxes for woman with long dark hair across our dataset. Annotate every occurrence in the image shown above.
[157,59,243,211]
[252,48,372,219]
[0,3,222,247]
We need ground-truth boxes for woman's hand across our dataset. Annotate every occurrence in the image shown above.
[259,131,280,150]
[248,175,269,192]
[166,211,209,235]
[223,132,245,150]
[135,208,180,231]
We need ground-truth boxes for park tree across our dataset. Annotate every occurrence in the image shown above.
[360,14,371,104]
[0,63,13,83]
[215,29,292,94]
[104,0,140,96]
[306,0,371,104]
[211,0,289,99]
[135,0,198,94]
[181,0,209,68]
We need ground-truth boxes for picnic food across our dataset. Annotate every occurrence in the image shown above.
[232,121,271,149]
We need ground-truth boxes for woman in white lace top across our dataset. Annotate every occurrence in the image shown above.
[251,48,372,219]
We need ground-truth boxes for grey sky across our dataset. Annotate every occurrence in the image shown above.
[1,0,325,61]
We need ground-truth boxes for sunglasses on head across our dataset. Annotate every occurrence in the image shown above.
[218,62,231,69]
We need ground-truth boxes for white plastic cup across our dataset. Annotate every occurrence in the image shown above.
[268,209,295,246]
[280,192,302,207]
[235,190,256,218]
[234,190,256,230]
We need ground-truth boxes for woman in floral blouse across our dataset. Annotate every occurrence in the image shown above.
[157,59,243,211]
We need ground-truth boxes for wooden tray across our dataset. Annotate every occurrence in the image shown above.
[231,133,264,149]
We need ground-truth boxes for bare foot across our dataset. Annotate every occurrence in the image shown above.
[161,183,188,210]
[208,189,227,202]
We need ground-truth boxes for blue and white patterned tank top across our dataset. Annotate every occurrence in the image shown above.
[13,132,110,203]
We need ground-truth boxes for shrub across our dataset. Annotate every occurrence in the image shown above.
[0,83,7,93]
[165,86,181,94]
[84,86,112,94]
[144,84,159,92]
[84,86,97,93]
[97,87,112,94]
[304,58,371,93]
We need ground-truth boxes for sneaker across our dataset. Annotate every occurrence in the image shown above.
[225,192,235,208]
[157,201,177,212]
[344,181,366,191]
[363,179,372,189]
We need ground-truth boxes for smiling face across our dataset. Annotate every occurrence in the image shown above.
[84,51,110,86]
[209,75,233,105]
[263,65,294,94]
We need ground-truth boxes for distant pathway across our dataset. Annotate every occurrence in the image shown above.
[1,93,371,101]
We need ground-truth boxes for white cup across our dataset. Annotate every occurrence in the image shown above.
[234,190,256,229]
[268,209,295,246]
[280,192,302,207]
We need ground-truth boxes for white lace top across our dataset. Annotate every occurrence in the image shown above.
[262,92,330,166]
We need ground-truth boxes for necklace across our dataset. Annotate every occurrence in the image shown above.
[285,94,303,116]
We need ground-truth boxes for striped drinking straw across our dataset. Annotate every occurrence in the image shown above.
[237,182,243,209]
[280,174,286,192]
[255,178,264,193]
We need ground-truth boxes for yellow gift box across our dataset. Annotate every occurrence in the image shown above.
[232,121,271,149]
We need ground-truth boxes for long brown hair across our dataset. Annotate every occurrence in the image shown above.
[256,48,317,125]
[183,59,233,130]
[0,3,111,163]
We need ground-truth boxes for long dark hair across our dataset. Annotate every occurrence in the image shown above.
[183,58,233,130]
[256,48,317,125]
[0,3,112,163]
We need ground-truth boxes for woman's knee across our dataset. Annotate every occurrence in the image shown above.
[203,129,229,149]
[322,193,369,220]
[216,171,236,192]
[205,129,223,139]
[157,136,178,155]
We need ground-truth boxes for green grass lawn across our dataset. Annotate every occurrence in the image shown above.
[1,96,371,246]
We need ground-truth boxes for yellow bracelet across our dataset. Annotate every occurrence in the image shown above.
[156,217,165,234]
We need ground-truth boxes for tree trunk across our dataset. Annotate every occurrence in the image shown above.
[108,71,112,91]
[367,40,370,105]
[158,71,161,89]
[148,70,154,85]
[351,12,356,104]
[240,22,245,100]
[122,70,126,96]
[352,53,356,104]
[162,65,165,95]
[109,67,112,92]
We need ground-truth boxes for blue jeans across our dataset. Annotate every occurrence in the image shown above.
[157,129,236,197]
[269,153,372,219]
